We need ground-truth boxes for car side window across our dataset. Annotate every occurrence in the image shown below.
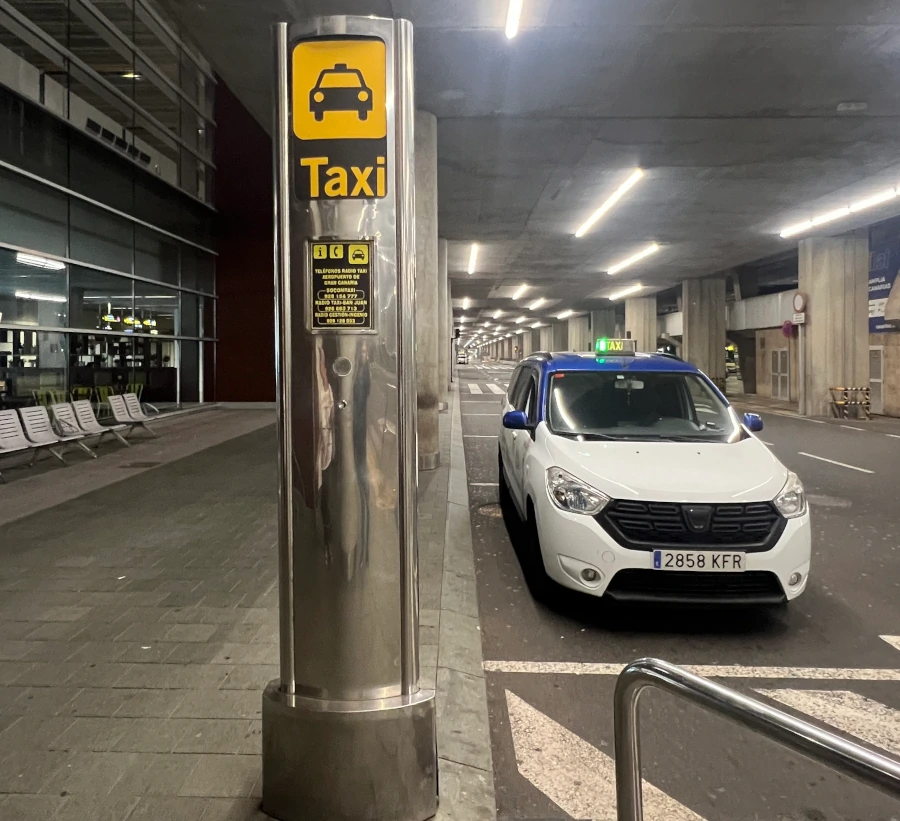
[507,367,524,401]
[509,367,532,408]
[522,375,539,423]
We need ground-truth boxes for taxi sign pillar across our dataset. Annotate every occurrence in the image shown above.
[263,17,437,821]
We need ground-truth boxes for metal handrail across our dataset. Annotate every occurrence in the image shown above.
[614,658,900,821]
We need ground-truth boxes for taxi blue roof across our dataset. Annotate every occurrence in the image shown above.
[528,351,699,375]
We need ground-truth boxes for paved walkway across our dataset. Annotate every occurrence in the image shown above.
[0,397,495,820]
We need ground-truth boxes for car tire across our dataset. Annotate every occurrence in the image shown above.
[498,450,514,514]
[523,506,556,605]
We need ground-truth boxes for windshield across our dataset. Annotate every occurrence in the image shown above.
[547,370,741,443]
[318,70,364,89]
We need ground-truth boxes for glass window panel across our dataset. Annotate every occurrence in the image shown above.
[181,292,199,337]
[0,328,67,408]
[203,339,215,401]
[69,201,135,273]
[132,334,177,405]
[134,227,179,285]
[0,85,69,185]
[134,280,178,335]
[69,266,133,332]
[68,127,136,214]
[202,295,215,339]
[180,339,199,403]
[69,333,133,398]
[0,168,68,256]
[0,247,67,328]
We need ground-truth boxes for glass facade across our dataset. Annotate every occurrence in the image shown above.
[0,0,216,411]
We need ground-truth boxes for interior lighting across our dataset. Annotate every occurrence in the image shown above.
[14,290,66,303]
[16,252,65,271]
[780,186,900,238]
[121,71,142,80]
[505,0,523,39]
[557,309,574,320]
[607,243,660,275]
[467,243,478,274]
[459,315,468,322]
[493,309,503,319]
[574,169,644,238]
[515,316,527,324]
[608,283,644,301]
[462,297,471,310]
[512,284,529,300]
[528,297,545,311]
[531,322,543,329]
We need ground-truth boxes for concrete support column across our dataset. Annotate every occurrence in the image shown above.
[552,321,569,351]
[591,308,616,341]
[682,276,727,390]
[540,326,553,350]
[568,316,590,352]
[415,110,440,470]
[519,330,533,357]
[798,233,868,416]
[625,295,657,352]
[438,238,449,403]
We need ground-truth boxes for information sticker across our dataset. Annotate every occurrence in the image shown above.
[309,240,374,331]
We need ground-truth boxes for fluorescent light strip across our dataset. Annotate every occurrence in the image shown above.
[607,242,660,275]
[512,284,529,300]
[556,309,574,320]
[574,168,645,238]
[515,316,527,324]
[608,283,644,301]
[467,243,478,274]
[505,0,523,39]
[15,290,67,303]
[531,322,543,328]
[462,297,471,310]
[528,297,545,311]
[16,252,65,271]
[493,309,503,319]
[780,186,900,238]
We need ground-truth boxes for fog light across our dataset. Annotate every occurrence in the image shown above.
[789,572,802,586]
[581,568,599,583]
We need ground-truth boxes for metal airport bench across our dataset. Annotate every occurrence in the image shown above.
[53,401,131,448]
[108,393,157,438]
[0,407,93,483]
[613,658,900,820]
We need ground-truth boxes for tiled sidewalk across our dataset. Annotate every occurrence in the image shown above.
[0,396,495,820]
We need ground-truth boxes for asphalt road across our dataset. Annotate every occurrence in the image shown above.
[456,361,900,821]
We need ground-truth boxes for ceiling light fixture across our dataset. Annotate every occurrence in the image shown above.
[780,186,900,238]
[528,297,545,311]
[608,283,644,301]
[505,0,523,39]
[515,316,527,324]
[16,252,65,271]
[607,242,660,275]
[15,290,66,303]
[512,284,529,300]
[483,322,491,328]
[459,315,468,322]
[531,322,543,328]
[467,243,478,274]
[492,309,503,319]
[462,297,471,310]
[574,168,645,238]
[121,71,142,80]
[556,309,574,320]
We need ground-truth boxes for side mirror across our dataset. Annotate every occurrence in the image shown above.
[502,410,530,430]
[743,412,763,433]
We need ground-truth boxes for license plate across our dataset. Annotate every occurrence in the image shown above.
[652,550,745,572]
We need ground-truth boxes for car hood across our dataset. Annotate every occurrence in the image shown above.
[542,431,789,503]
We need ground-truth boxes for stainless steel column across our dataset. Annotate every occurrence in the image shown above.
[263,17,438,821]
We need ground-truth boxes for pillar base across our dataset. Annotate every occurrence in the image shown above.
[262,682,438,821]
[418,452,440,471]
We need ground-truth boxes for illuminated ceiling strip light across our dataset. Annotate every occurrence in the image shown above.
[556,309,574,320]
[15,290,67,303]
[515,316,527,324]
[528,297,545,311]
[607,242,660,275]
[16,252,65,271]
[512,284,529,300]
[462,297,471,310]
[780,186,900,238]
[467,243,478,274]
[608,283,644,301]
[459,315,468,322]
[493,309,503,319]
[505,0,523,39]
[574,168,645,238]
[531,322,543,328]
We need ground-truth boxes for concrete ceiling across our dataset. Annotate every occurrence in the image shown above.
[158,0,900,335]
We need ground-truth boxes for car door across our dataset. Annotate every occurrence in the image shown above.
[510,370,539,510]
[500,366,528,483]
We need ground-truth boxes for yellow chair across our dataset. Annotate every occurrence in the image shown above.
[126,383,144,401]
[71,386,94,403]
[94,385,114,419]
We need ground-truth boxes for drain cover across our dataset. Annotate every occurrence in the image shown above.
[121,461,162,469]
[478,503,503,518]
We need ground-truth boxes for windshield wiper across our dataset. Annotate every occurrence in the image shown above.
[556,432,615,441]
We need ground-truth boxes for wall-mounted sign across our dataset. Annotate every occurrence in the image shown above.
[792,312,806,325]
[309,240,374,331]
[869,237,900,333]
[292,37,387,200]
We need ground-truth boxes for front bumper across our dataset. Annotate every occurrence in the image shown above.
[534,492,811,604]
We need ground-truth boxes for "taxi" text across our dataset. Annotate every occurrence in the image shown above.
[300,156,387,199]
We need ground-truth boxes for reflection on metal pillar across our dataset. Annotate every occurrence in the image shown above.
[263,17,438,821]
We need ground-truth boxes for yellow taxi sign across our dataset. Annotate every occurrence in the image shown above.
[595,338,637,354]
[291,37,388,201]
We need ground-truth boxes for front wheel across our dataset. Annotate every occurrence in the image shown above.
[498,449,514,513]
[522,508,556,604]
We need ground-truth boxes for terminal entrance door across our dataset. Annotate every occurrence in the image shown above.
[869,346,884,415]
[772,348,790,401]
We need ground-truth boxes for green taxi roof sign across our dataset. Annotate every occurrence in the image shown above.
[595,338,637,354]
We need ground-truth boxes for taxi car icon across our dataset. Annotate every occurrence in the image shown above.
[349,247,368,263]
[310,63,372,122]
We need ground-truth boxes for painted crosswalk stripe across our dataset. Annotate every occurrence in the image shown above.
[467,384,483,395]
[758,689,900,758]
[486,383,506,395]
[798,452,873,474]
[485,660,900,680]
[469,482,499,486]
[880,636,900,653]
[463,413,497,416]
[464,434,498,438]
[506,690,704,821]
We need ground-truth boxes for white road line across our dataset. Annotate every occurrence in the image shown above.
[464,434,498,438]
[798,452,874,474]
[761,440,775,446]
[881,636,900,653]
[506,690,705,821]
[463,413,497,416]
[758,689,900,758]
[887,434,900,440]
[469,482,499,487]
[484,661,900,680]
[486,383,506,395]
[841,425,864,432]
[467,384,483,395]
[770,412,825,424]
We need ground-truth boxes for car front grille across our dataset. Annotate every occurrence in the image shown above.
[604,569,786,604]
[597,500,785,552]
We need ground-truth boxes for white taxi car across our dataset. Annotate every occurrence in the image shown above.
[498,345,811,605]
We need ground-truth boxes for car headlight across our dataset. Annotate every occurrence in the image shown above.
[774,471,807,518]
[546,467,610,515]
